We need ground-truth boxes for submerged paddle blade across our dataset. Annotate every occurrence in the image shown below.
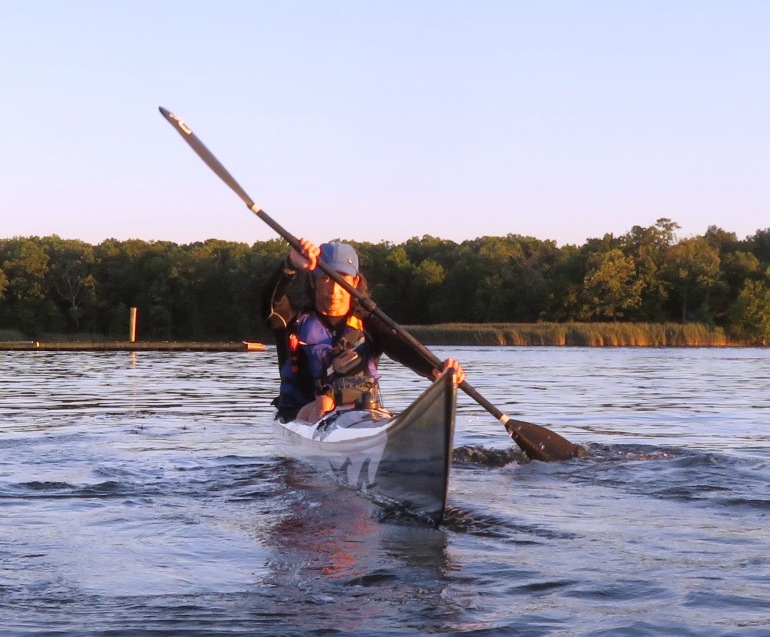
[502,416,585,462]
[459,380,583,461]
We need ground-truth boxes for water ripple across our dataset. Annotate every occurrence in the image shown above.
[2,348,770,635]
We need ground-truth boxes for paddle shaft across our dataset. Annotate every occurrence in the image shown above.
[159,107,582,462]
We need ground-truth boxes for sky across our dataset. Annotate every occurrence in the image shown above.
[1,1,768,248]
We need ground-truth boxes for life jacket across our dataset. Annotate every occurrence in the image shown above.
[275,311,379,417]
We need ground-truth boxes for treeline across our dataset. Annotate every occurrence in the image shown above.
[1,218,770,344]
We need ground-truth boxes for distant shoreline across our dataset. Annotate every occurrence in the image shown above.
[1,321,765,350]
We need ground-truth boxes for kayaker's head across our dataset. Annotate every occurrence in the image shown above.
[314,241,360,317]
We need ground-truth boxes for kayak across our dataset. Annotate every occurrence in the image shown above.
[273,370,457,527]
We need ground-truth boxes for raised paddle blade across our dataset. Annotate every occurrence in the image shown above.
[159,107,256,210]
[159,107,306,252]
[158,106,583,462]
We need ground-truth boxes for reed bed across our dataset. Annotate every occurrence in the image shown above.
[405,322,729,347]
[0,325,735,348]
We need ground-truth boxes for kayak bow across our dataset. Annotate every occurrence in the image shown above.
[274,371,457,526]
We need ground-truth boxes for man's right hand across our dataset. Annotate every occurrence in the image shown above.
[289,238,320,271]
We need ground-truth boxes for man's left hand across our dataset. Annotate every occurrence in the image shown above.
[434,358,465,385]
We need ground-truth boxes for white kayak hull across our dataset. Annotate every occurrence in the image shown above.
[273,371,457,526]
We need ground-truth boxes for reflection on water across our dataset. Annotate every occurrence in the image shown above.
[261,466,456,633]
[1,348,770,635]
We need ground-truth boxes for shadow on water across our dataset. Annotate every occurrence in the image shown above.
[441,504,579,543]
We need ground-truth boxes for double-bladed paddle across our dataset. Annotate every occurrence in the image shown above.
[158,106,583,462]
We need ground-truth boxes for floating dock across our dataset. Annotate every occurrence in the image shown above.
[0,341,266,352]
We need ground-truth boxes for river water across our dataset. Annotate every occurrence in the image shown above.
[1,347,768,636]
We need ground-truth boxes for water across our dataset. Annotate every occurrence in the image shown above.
[1,347,769,636]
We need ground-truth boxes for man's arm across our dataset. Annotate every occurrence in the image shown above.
[364,311,438,379]
[260,259,309,371]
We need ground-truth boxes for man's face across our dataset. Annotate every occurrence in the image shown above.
[315,273,359,317]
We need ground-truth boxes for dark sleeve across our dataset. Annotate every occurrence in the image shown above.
[260,259,306,372]
[364,311,438,380]
[260,259,299,329]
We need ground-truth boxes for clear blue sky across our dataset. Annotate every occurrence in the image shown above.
[1,1,768,247]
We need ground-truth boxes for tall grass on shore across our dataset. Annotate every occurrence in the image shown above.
[0,324,732,347]
[405,322,729,347]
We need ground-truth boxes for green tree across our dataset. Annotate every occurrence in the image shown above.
[728,273,770,343]
[662,236,721,322]
[92,239,181,339]
[180,239,253,340]
[0,238,50,301]
[403,235,459,272]
[704,225,739,253]
[0,268,7,300]
[412,258,446,323]
[487,234,559,322]
[432,252,482,322]
[0,237,56,335]
[712,250,760,324]
[617,218,680,321]
[45,236,98,331]
[580,248,643,320]
[436,236,522,322]
[547,243,592,321]
[746,227,770,267]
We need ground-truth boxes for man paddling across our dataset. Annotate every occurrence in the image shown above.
[262,238,465,422]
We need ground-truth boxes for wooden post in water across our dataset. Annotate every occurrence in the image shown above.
[129,307,138,343]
